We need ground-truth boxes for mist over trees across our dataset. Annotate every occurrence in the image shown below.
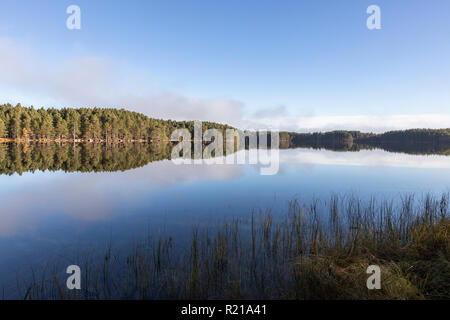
[0,104,234,142]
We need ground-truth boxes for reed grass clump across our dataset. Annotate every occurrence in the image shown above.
[14,193,450,300]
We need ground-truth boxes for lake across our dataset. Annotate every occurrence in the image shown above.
[1,143,450,298]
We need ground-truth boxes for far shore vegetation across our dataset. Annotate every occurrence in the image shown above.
[1,104,449,151]
[0,103,234,143]
[12,193,450,300]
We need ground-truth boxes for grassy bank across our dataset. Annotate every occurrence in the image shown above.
[17,193,450,300]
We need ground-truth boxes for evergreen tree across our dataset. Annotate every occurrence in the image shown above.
[10,105,22,138]
[65,108,81,140]
[90,114,101,140]
[54,114,69,139]
[40,111,54,139]
[0,103,236,142]
[0,118,6,138]
[21,112,31,138]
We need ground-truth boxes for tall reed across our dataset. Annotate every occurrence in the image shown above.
[10,193,450,300]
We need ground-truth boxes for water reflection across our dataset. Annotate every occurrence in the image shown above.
[1,143,450,236]
[280,149,450,169]
[1,140,450,176]
[1,142,450,297]
[0,160,244,236]
[0,142,172,175]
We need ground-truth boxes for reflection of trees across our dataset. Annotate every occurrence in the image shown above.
[285,140,450,155]
[364,142,450,156]
[0,143,173,175]
[281,130,450,155]
[0,141,245,175]
[284,134,450,155]
[2,133,450,176]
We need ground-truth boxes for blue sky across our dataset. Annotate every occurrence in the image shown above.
[0,0,449,131]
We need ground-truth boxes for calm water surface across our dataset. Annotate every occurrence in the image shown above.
[1,147,450,295]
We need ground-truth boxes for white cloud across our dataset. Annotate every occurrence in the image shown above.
[251,105,288,118]
[281,148,450,169]
[0,37,244,124]
[239,114,450,133]
[1,37,449,133]
[121,93,243,123]
[0,161,243,236]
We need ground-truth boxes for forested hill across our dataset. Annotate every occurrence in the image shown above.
[0,104,234,142]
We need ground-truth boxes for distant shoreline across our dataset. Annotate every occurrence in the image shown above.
[1,104,450,146]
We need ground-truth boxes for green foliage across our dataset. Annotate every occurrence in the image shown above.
[0,104,234,141]
[0,141,240,175]
[282,129,450,146]
[0,117,6,138]
[0,142,173,175]
[280,129,450,154]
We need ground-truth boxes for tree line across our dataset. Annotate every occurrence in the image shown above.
[1,103,449,149]
[282,129,450,145]
[280,129,450,155]
[0,104,234,142]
